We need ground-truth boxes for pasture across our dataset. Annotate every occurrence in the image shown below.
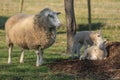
[0,0,120,80]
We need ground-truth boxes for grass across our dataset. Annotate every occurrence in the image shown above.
[0,0,120,80]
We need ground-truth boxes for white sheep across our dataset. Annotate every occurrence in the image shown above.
[5,8,61,66]
[71,31,103,58]
[80,38,107,60]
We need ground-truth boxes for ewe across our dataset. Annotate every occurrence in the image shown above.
[5,8,61,66]
[71,31,103,58]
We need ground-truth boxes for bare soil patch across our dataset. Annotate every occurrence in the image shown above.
[48,42,120,80]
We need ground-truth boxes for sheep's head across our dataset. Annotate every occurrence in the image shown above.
[90,31,102,44]
[47,11,61,28]
[40,8,61,29]
[90,31,106,49]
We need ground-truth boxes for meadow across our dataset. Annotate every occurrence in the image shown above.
[0,0,120,80]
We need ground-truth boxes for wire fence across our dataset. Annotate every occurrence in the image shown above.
[0,0,120,30]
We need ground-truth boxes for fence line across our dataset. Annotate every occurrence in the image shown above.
[0,0,120,30]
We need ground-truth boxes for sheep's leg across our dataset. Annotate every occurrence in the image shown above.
[20,48,24,64]
[35,49,40,66]
[80,50,87,60]
[77,43,82,58]
[8,44,13,64]
[35,48,44,66]
[71,43,76,58]
[84,40,88,50]
[71,41,82,58]
[39,49,44,65]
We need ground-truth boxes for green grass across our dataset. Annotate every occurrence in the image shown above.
[0,0,120,80]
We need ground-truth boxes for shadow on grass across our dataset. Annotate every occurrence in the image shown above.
[0,16,8,30]
[77,22,105,31]
[57,31,66,34]
[57,22,105,34]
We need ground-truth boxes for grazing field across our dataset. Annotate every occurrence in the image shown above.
[0,0,120,80]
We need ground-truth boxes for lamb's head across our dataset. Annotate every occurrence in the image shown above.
[39,8,61,29]
[90,31,102,44]
[90,31,106,48]
[90,31,101,42]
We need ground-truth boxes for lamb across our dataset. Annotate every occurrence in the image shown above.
[71,31,103,58]
[5,8,61,66]
[80,38,107,60]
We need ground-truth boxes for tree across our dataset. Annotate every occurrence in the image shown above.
[64,0,76,54]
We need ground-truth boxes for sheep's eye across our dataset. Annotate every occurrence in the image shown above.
[48,14,54,18]
[56,12,61,15]
[97,35,100,37]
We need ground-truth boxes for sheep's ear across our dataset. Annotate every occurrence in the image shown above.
[98,30,102,36]
[45,11,50,17]
[56,12,61,15]
[104,39,107,43]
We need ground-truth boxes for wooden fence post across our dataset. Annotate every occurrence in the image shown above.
[19,0,24,13]
[87,0,91,30]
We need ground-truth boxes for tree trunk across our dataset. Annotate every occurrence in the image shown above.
[64,0,76,54]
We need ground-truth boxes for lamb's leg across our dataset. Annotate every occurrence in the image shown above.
[80,50,87,60]
[71,43,76,58]
[84,40,88,50]
[77,43,82,58]
[20,48,24,63]
[8,44,13,64]
[71,41,78,58]
[71,41,82,58]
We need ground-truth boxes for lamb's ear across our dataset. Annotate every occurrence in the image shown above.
[104,39,107,42]
[56,12,61,15]
[98,30,102,36]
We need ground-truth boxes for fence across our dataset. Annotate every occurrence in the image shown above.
[0,0,120,31]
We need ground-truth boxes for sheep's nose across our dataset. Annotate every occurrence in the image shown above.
[58,23,62,28]
[58,23,62,27]
[57,23,62,28]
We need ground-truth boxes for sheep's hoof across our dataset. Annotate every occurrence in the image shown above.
[8,61,12,64]
[104,57,107,60]
[20,61,24,64]
[36,64,40,67]
[8,58,12,64]
[79,57,85,60]
[79,57,82,60]
[39,60,44,65]
[36,62,43,67]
